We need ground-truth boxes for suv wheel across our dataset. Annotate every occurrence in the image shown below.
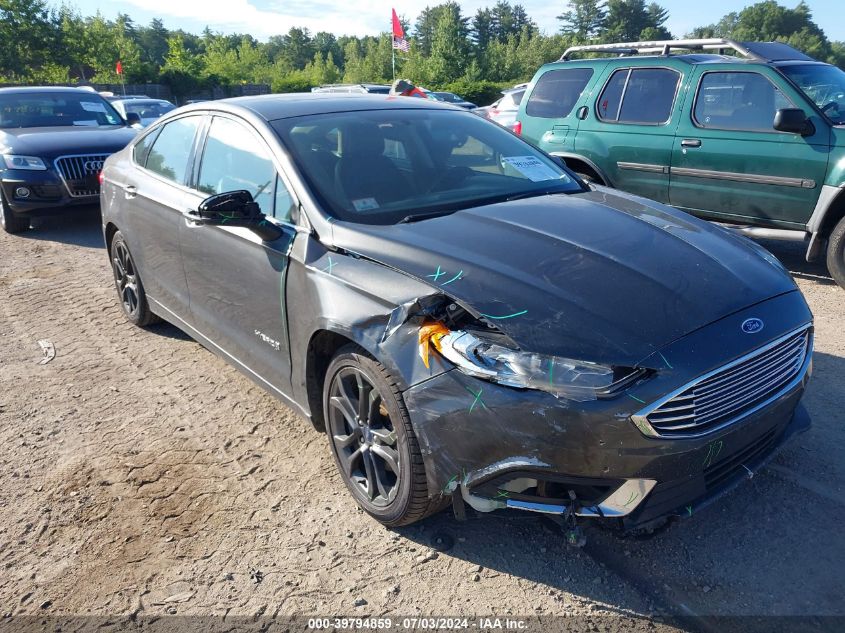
[0,191,29,233]
[323,346,444,526]
[110,231,159,326]
[827,216,845,290]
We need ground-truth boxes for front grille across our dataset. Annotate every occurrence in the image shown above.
[54,154,109,197]
[635,326,812,438]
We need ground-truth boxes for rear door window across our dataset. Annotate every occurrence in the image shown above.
[597,68,680,124]
[525,68,594,118]
[144,116,202,185]
[694,71,793,132]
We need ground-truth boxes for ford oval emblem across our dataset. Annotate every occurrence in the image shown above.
[741,318,765,334]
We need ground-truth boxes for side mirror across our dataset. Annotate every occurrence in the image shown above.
[773,108,814,136]
[196,190,282,241]
[125,112,142,126]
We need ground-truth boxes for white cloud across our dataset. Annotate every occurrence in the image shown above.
[120,0,566,39]
[121,0,371,38]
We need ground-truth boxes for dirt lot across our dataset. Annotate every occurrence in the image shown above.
[1,212,843,631]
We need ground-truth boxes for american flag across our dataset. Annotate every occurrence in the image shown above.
[392,35,410,53]
[392,9,409,52]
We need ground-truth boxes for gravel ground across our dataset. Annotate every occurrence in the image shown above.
[0,212,842,632]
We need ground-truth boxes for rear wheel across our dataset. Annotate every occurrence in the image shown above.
[827,215,845,290]
[110,231,159,326]
[0,191,29,233]
[323,346,444,526]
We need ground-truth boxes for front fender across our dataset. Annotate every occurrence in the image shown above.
[286,233,452,417]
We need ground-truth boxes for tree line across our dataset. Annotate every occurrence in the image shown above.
[1,0,842,104]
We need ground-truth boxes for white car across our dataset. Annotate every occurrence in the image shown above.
[110,98,176,128]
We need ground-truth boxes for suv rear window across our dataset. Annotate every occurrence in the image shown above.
[525,68,594,118]
[597,68,680,124]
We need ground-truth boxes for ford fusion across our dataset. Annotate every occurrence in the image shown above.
[100,95,813,533]
[0,87,138,233]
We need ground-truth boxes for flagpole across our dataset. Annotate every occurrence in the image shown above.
[391,15,395,82]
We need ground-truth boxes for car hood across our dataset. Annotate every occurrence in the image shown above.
[329,189,797,366]
[0,126,137,158]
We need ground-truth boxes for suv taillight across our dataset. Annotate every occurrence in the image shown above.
[98,171,104,185]
[511,121,522,135]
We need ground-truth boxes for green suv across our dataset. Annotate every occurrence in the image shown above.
[518,39,845,289]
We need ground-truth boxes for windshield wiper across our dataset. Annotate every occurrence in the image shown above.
[504,187,573,202]
[398,210,458,223]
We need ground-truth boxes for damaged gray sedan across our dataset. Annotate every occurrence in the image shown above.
[101,94,813,535]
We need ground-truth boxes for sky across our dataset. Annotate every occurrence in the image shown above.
[67,0,844,42]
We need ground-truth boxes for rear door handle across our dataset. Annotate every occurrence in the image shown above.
[680,139,702,148]
[123,185,137,198]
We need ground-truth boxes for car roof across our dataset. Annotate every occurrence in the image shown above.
[113,98,170,105]
[178,93,457,122]
[0,86,104,95]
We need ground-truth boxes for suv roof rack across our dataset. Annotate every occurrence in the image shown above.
[560,38,766,61]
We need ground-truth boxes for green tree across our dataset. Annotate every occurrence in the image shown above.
[414,2,468,57]
[471,8,495,52]
[557,0,607,39]
[138,18,170,69]
[313,32,342,68]
[277,27,316,71]
[162,34,201,75]
[602,0,670,41]
[428,6,469,84]
[689,1,833,62]
[0,0,55,80]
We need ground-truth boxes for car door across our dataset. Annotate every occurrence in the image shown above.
[122,114,204,321]
[179,114,298,392]
[669,67,830,228]
[573,65,684,203]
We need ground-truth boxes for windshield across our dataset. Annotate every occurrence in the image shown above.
[435,92,461,103]
[273,109,582,225]
[124,101,175,120]
[0,93,124,128]
[780,64,845,125]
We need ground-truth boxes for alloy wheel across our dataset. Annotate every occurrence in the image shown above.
[112,241,140,316]
[327,366,401,507]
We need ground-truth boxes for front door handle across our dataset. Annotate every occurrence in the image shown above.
[680,139,702,148]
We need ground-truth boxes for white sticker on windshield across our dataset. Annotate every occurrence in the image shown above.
[352,197,380,212]
[502,156,561,182]
[73,120,98,126]
[80,101,106,113]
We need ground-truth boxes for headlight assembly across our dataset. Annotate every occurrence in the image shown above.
[3,155,47,171]
[420,325,643,402]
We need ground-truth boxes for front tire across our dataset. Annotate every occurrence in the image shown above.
[0,191,29,233]
[110,231,159,326]
[827,215,845,290]
[323,346,443,526]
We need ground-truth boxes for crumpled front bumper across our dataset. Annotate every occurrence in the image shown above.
[402,292,813,531]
